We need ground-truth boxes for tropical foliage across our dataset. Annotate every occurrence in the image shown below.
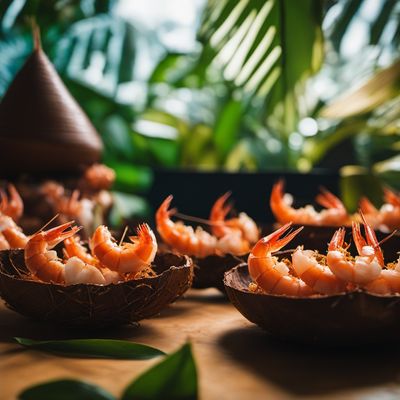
[0,0,399,207]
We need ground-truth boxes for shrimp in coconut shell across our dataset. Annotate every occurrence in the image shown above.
[292,245,347,295]
[25,222,106,285]
[270,180,351,227]
[64,235,120,284]
[156,195,218,258]
[210,192,259,245]
[360,187,400,232]
[248,223,314,296]
[326,219,383,285]
[90,223,157,275]
[157,195,251,257]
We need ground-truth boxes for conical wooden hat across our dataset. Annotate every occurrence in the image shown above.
[0,37,103,176]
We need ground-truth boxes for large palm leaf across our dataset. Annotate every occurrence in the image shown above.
[197,0,324,133]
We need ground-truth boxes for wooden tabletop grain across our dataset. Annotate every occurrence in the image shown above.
[1,289,399,400]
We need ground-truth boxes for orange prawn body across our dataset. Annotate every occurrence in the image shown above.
[0,233,10,250]
[248,223,314,296]
[327,220,383,285]
[0,215,28,248]
[210,192,259,245]
[360,188,400,232]
[90,223,157,274]
[25,222,80,283]
[64,235,99,266]
[291,248,347,295]
[270,180,351,227]
[0,184,24,222]
[156,195,217,258]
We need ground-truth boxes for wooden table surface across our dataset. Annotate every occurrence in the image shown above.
[1,288,400,400]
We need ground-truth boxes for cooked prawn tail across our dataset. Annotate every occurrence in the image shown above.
[0,188,7,211]
[383,186,400,207]
[352,222,366,254]
[43,221,81,247]
[359,197,378,214]
[157,195,175,218]
[329,227,346,251]
[359,211,384,267]
[270,180,285,205]
[132,223,156,244]
[316,188,344,210]
[260,223,303,252]
[211,192,232,220]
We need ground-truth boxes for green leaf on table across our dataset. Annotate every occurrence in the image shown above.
[121,342,198,400]
[15,338,165,360]
[18,379,115,400]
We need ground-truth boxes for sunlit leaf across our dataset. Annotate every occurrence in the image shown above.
[15,338,165,360]
[320,60,400,119]
[121,342,198,400]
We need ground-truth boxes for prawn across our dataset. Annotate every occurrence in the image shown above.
[326,222,382,285]
[24,222,74,281]
[270,180,351,227]
[81,163,116,191]
[248,223,314,296]
[292,245,347,295]
[156,195,218,257]
[0,233,10,250]
[360,188,400,232]
[0,214,28,248]
[64,235,120,284]
[363,260,400,295]
[90,223,157,274]
[25,222,107,285]
[0,184,23,221]
[209,192,259,244]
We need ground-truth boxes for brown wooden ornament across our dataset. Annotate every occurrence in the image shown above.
[0,33,103,176]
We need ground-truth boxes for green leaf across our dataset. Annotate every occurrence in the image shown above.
[329,0,363,52]
[109,191,150,226]
[320,60,400,119]
[340,166,383,213]
[213,98,243,160]
[15,338,165,360]
[194,0,323,136]
[121,342,198,400]
[18,379,115,400]
[369,0,397,45]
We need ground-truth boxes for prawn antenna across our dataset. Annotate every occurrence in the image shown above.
[119,226,129,245]
[377,229,398,248]
[34,214,61,235]
[174,212,225,227]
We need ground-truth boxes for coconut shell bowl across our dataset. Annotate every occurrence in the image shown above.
[0,251,193,327]
[224,231,400,345]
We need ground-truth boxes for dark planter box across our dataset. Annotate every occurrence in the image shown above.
[148,169,340,224]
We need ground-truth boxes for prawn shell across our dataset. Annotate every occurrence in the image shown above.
[224,263,400,345]
[263,224,400,258]
[0,250,193,327]
[192,254,247,293]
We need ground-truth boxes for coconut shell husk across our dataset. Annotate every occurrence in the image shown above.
[224,263,400,345]
[0,39,102,176]
[0,251,193,327]
[192,254,246,293]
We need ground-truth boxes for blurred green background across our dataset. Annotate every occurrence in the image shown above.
[0,0,399,217]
